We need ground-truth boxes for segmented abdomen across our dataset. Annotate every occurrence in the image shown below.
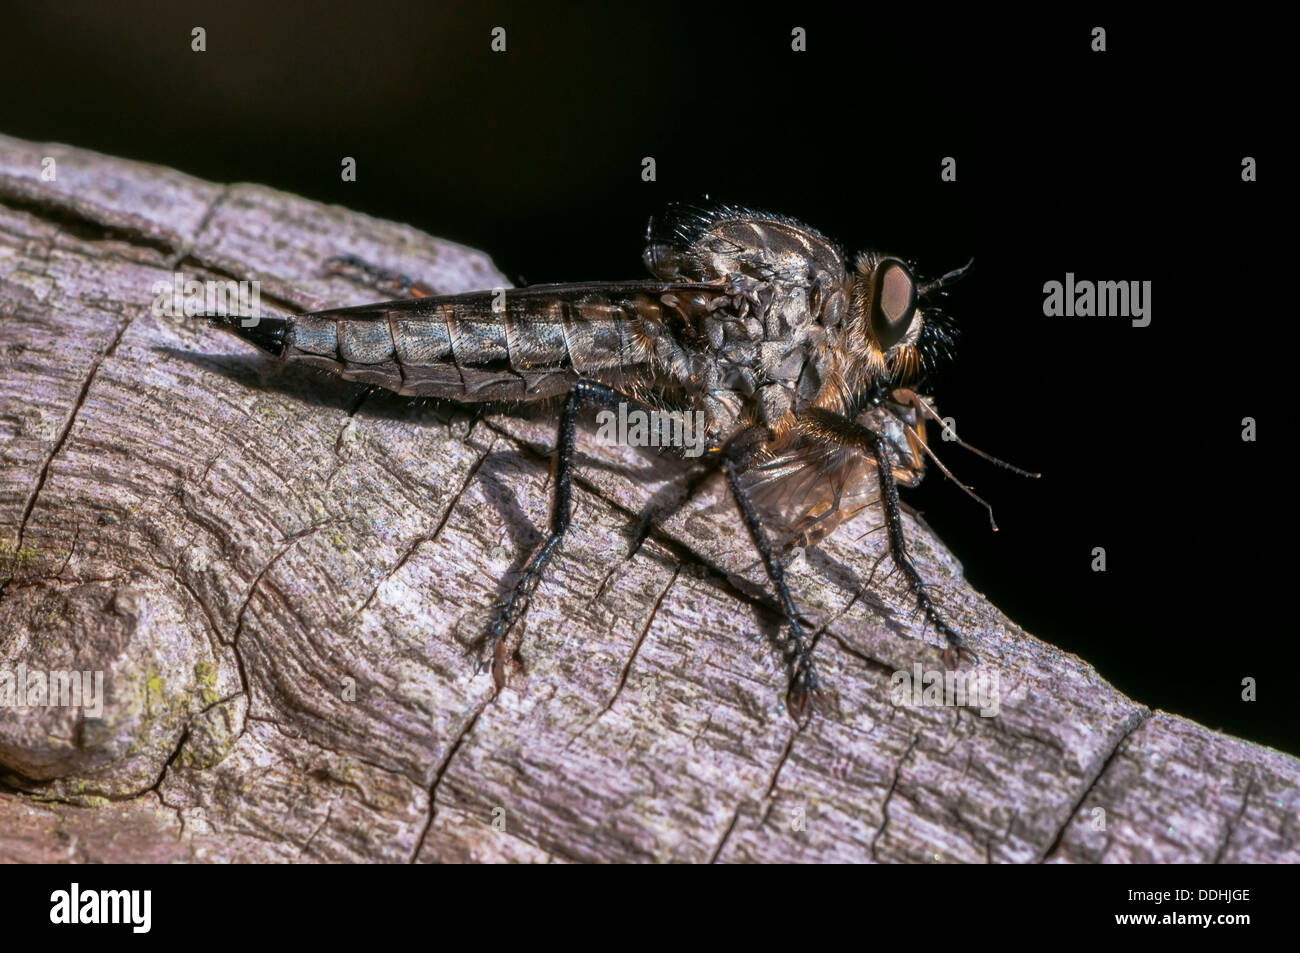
[280,285,683,401]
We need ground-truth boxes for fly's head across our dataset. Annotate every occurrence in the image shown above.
[846,252,965,387]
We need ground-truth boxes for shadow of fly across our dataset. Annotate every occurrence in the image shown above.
[207,202,1035,712]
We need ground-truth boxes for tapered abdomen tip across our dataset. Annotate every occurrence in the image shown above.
[208,314,287,357]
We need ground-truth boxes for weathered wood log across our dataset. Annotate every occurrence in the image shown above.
[0,134,1295,863]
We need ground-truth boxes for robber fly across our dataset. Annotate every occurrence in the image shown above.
[210,202,1033,708]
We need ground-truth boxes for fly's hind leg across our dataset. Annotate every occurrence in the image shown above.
[720,428,822,708]
[802,408,976,668]
[322,253,438,299]
[484,379,626,686]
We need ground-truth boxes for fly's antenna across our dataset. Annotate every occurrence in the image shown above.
[917,258,974,298]
[912,394,1041,479]
[904,427,1002,532]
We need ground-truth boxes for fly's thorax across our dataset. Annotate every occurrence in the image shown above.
[644,207,846,289]
[692,277,860,433]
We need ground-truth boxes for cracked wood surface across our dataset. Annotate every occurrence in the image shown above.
[0,134,1297,864]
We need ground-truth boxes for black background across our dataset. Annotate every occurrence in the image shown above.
[1,3,1291,753]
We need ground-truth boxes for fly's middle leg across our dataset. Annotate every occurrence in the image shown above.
[720,427,821,708]
[802,408,975,668]
[322,253,438,299]
[484,379,627,686]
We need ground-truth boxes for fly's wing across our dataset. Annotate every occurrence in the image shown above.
[736,399,929,553]
[307,280,727,319]
[740,439,884,552]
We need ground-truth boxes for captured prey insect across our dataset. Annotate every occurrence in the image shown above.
[208,202,1035,708]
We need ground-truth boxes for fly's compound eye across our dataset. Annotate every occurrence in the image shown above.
[870,259,917,350]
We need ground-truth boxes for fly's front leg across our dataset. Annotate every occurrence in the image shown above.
[720,428,821,706]
[322,253,438,299]
[803,408,976,668]
[484,379,625,685]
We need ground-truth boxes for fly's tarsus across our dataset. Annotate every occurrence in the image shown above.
[324,253,437,300]
[721,429,823,705]
[482,379,625,688]
[803,408,977,668]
